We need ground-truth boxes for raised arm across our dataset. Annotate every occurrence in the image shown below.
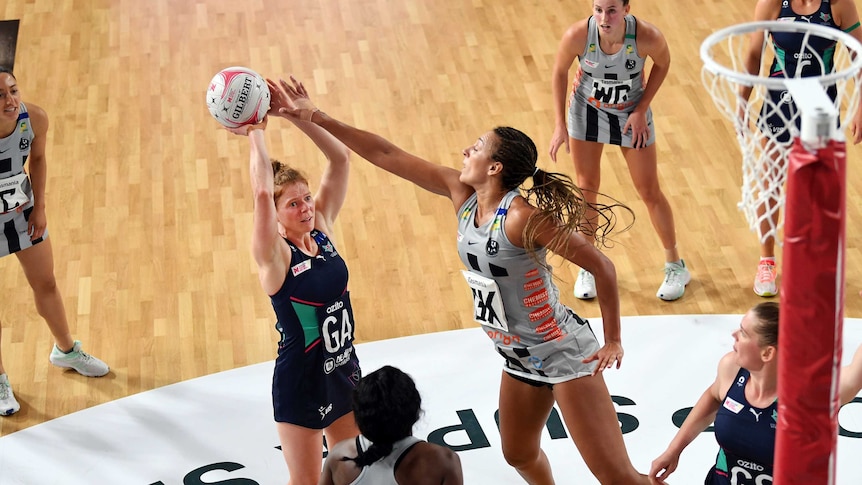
[274,77,474,211]
[549,20,588,162]
[267,79,350,232]
[239,121,289,296]
[649,352,737,481]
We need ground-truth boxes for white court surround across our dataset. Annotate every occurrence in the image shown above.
[0,315,861,485]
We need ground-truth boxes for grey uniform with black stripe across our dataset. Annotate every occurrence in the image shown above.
[567,14,655,147]
[456,190,600,384]
[0,102,43,257]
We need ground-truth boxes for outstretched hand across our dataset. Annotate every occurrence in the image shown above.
[649,449,680,482]
[582,340,624,375]
[267,76,320,122]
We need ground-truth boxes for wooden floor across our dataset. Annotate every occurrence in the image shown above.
[2,0,861,436]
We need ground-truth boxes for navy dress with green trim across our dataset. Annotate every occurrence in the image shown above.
[706,368,777,485]
[270,229,361,428]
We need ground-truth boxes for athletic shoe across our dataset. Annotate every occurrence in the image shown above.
[754,260,778,297]
[657,260,691,301]
[0,374,20,416]
[49,341,109,377]
[574,268,597,300]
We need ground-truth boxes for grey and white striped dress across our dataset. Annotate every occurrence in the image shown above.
[567,15,655,147]
[0,102,44,256]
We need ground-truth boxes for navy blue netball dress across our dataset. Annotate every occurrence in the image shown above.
[269,229,361,428]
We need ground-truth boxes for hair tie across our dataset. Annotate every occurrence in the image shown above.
[533,166,540,176]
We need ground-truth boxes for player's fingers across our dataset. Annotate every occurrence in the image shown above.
[280,78,296,95]
[289,75,306,95]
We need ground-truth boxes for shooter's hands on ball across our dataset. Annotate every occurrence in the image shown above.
[225,116,268,136]
[267,76,319,122]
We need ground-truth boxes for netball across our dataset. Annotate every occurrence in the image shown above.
[206,66,271,128]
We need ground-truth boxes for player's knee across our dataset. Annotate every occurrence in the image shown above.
[636,184,665,206]
[30,277,59,297]
[501,442,540,470]
[576,177,600,193]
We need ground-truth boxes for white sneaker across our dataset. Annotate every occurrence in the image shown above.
[574,268,597,300]
[657,260,691,301]
[49,341,109,377]
[0,374,20,416]
[753,260,778,297]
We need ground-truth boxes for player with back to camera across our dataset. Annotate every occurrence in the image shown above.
[272,76,653,485]
[740,0,862,297]
[318,365,463,485]
[549,0,690,302]
[225,81,360,485]
[649,302,862,484]
[0,66,109,417]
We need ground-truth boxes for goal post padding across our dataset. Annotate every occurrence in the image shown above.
[775,138,846,484]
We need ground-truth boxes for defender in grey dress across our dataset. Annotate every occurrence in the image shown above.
[567,15,654,148]
[550,1,690,303]
[457,190,600,383]
[0,68,109,418]
[283,74,652,483]
[0,102,43,256]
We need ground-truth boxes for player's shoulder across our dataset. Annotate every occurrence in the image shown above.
[562,17,591,43]
[399,441,462,476]
[753,0,783,21]
[631,16,667,47]
[716,352,743,387]
[328,435,359,462]
[22,102,48,131]
[830,0,861,28]
[506,195,536,227]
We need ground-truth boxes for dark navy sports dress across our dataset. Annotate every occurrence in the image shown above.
[760,0,841,142]
[706,368,778,485]
[270,229,361,428]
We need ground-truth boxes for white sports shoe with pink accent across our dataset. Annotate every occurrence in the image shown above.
[754,260,778,297]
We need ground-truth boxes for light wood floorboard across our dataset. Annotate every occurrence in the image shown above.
[1,0,860,435]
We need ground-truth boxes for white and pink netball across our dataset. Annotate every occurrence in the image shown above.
[206,66,271,128]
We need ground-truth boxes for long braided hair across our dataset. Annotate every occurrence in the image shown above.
[491,127,631,262]
[341,366,422,468]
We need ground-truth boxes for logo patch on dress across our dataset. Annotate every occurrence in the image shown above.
[723,396,744,414]
[291,259,312,276]
[486,239,499,256]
